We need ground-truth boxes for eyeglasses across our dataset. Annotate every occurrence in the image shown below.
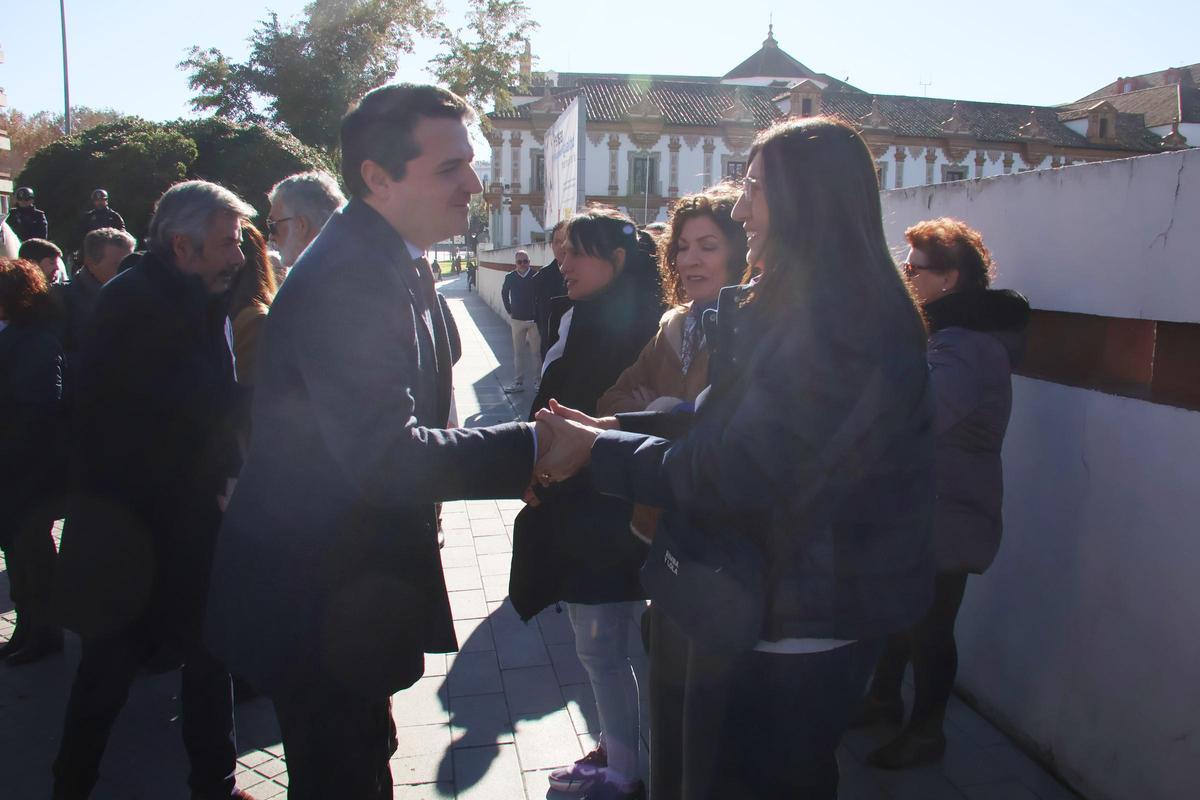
[900,260,938,277]
[266,217,294,237]
[741,175,760,199]
[515,259,530,265]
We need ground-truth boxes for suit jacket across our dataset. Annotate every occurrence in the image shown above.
[53,252,241,644]
[204,199,534,699]
[532,260,565,357]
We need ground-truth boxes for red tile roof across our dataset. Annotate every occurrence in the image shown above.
[493,79,787,129]
[1059,84,1200,127]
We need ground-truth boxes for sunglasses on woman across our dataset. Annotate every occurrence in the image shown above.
[900,260,938,277]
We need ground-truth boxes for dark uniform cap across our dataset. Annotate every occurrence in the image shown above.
[16,187,34,200]
[91,189,109,201]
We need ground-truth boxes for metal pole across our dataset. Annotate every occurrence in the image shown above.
[60,0,71,134]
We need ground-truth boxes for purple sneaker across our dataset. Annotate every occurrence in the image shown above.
[548,744,607,793]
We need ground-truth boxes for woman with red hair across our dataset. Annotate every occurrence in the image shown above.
[0,257,65,665]
[855,218,1030,769]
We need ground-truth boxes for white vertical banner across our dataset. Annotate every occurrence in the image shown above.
[543,96,587,228]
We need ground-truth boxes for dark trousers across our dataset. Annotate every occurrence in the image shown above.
[869,571,969,732]
[52,631,236,799]
[2,516,58,639]
[273,686,397,800]
[647,606,881,800]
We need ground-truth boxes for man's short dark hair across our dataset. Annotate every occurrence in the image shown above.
[17,238,62,263]
[340,83,474,199]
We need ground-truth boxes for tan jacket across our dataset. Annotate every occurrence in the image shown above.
[597,305,710,416]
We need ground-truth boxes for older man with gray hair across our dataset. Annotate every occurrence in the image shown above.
[52,180,257,800]
[267,170,346,270]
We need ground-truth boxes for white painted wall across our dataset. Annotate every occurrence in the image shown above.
[880,148,1200,800]
[881,149,1200,323]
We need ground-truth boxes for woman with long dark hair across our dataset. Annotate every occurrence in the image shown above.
[0,257,65,665]
[508,207,662,800]
[534,117,937,798]
[856,218,1029,768]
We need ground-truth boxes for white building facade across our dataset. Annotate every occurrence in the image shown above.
[483,30,1188,247]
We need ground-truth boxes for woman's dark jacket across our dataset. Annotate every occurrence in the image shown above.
[0,321,64,549]
[53,252,242,644]
[924,289,1030,574]
[592,282,938,643]
[509,257,663,620]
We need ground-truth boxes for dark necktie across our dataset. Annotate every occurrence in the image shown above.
[412,256,438,314]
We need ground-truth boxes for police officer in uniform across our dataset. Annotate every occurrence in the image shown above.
[6,187,50,241]
[82,189,125,235]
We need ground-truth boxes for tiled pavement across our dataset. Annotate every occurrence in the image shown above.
[0,272,1082,799]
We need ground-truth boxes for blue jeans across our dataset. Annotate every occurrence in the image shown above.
[568,601,644,779]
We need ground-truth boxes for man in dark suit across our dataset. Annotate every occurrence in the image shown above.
[204,84,552,799]
[532,220,568,358]
[52,180,255,800]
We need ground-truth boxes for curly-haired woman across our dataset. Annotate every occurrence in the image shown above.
[0,257,65,665]
[856,217,1030,769]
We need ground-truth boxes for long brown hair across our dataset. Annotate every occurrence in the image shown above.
[229,221,277,318]
[745,117,921,343]
[659,183,749,306]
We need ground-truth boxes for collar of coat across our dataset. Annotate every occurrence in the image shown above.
[923,288,1030,335]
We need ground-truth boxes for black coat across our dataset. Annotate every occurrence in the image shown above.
[924,289,1030,573]
[532,260,565,357]
[0,322,63,549]
[53,252,242,645]
[82,206,125,235]
[7,205,49,241]
[204,200,534,699]
[592,282,938,642]
[509,258,663,620]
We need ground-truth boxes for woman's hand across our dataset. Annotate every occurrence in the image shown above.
[533,407,602,484]
[548,398,619,431]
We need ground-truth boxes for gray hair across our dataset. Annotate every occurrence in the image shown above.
[83,227,136,264]
[148,180,256,256]
[268,171,346,230]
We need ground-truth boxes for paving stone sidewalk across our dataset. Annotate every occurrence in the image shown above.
[0,272,1081,799]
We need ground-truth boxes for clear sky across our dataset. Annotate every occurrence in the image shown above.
[3,0,1197,122]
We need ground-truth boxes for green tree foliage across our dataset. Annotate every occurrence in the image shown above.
[16,118,331,254]
[430,0,538,116]
[0,106,126,179]
[181,0,439,152]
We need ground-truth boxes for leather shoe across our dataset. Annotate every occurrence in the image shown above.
[6,627,64,666]
[866,729,947,770]
[0,622,29,659]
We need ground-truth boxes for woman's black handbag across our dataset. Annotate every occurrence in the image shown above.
[639,516,768,652]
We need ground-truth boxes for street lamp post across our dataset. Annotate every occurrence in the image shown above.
[60,0,71,135]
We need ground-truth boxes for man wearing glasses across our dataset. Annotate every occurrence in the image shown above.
[501,249,541,392]
[267,171,347,276]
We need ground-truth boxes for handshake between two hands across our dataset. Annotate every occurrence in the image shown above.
[525,399,619,505]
